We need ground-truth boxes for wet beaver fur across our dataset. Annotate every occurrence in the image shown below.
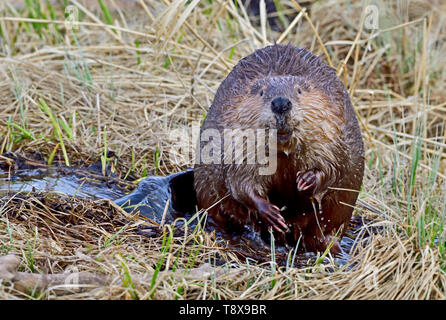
[194,44,364,253]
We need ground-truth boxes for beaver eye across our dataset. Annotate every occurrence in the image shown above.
[297,88,302,94]
[259,89,264,96]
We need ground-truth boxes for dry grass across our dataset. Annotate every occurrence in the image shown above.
[0,0,445,299]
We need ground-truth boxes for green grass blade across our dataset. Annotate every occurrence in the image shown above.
[38,98,70,166]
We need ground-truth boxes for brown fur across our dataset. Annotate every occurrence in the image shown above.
[194,44,364,253]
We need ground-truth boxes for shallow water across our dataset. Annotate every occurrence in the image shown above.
[0,167,126,200]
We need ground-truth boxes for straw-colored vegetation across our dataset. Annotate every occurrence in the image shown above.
[0,0,445,299]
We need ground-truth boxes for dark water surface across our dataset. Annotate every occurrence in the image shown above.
[0,166,126,200]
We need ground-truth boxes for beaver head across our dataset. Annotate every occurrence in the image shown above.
[222,75,318,155]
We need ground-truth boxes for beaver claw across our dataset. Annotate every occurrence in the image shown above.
[296,170,317,193]
[256,201,288,233]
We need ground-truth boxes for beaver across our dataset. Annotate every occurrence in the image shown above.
[193,44,364,253]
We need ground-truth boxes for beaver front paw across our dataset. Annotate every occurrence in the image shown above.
[296,170,317,193]
[255,200,288,233]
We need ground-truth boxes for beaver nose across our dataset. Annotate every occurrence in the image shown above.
[271,97,292,115]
